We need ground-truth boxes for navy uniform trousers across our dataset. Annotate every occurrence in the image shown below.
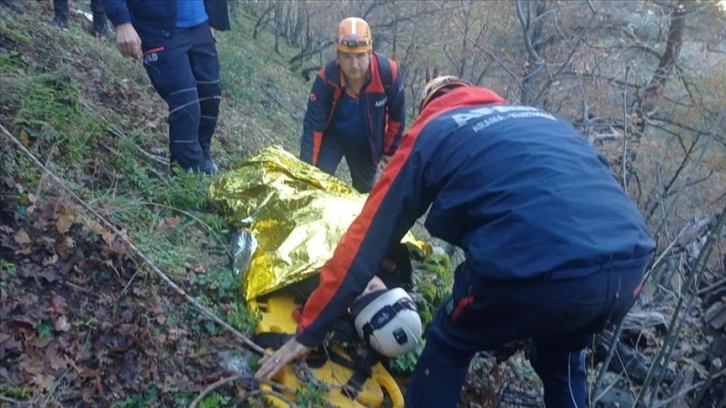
[405,253,651,408]
[140,21,221,172]
[53,0,107,32]
[315,134,377,194]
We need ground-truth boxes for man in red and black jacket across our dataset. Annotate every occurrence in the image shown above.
[258,76,655,408]
[300,17,405,193]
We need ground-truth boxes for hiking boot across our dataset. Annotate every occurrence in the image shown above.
[53,14,68,28]
[202,157,220,176]
[91,12,108,37]
[90,22,108,37]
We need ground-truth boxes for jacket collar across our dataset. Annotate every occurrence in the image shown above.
[415,87,507,125]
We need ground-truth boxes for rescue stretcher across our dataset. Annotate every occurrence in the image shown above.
[249,287,405,408]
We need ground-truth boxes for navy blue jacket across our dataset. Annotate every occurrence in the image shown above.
[103,0,230,35]
[295,86,656,346]
[300,54,405,166]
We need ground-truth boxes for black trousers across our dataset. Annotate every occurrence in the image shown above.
[139,22,222,172]
[406,253,651,408]
[53,0,106,23]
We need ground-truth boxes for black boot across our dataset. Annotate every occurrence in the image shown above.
[53,14,68,28]
[202,156,220,176]
[52,0,69,27]
[90,19,108,36]
[90,0,108,36]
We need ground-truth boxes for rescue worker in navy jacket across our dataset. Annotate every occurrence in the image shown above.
[103,0,230,175]
[256,76,656,408]
[301,17,406,193]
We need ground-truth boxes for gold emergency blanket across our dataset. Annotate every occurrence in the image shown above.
[209,145,419,300]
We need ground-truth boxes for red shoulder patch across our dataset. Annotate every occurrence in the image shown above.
[310,93,317,102]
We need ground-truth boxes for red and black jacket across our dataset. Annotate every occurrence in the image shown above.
[295,87,655,347]
[300,53,405,166]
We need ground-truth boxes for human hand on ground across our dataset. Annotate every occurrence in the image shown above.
[254,337,311,380]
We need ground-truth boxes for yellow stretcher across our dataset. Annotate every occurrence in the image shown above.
[249,289,405,408]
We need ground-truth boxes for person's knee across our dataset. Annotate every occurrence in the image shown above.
[196,80,221,99]
[165,88,201,122]
[349,167,375,193]
[352,178,372,193]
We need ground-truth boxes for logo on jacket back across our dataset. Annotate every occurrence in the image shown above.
[375,97,387,108]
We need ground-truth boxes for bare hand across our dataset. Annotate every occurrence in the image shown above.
[115,23,142,60]
[254,337,311,380]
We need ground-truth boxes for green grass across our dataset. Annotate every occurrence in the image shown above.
[0,3,310,354]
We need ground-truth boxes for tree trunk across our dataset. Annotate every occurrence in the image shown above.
[638,4,687,123]
[274,0,283,54]
[517,0,548,105]
[252,5,274,40]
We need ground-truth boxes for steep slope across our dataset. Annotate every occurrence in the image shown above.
[0,2,310,407]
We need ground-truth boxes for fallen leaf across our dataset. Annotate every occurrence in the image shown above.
[46,344,71,370]
[86,221,115,245]
[82,386,95,402]
[37,236,56,248]
[0,334,24,357]
[56,237,76,258]
[31,373,55,391]
[29,336,53,349]
[54,316,71,332]
[42,254,59,267]
[38,201,57,220]
[19,129,30,145]
[190,260,206,274]
[17,263,41,279]
[51,294,68,315]
[37,269,60,283]
[15,246,32,255]
[19,357,45,375]
[166,216,182,228]
[13,230,31,245]
[56,207,75,234]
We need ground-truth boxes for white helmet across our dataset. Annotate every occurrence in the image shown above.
[350,288,423,357]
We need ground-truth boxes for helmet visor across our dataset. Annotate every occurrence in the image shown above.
[337,37,372,49]
[362,297,418,336]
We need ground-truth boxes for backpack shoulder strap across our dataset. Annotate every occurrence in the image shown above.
[375,52,394,98]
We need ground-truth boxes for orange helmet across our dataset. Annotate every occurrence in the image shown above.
[335,17,373,53]
[419,75,471,113]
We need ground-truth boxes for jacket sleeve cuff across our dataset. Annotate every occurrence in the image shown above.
[109,11,132,27]
[295,327,325,348]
